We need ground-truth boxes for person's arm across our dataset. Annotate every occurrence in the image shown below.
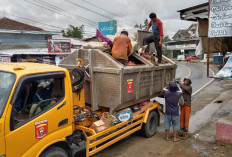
[179,83,192,94]
[127,39,132,56]
[159,36,163,47]
[113,37,117,45]
[145,21,152,32]
[157,20,164,46]
[177,84,182,93]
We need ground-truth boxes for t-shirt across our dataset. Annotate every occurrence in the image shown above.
[148,19,163,39]
[112,34,132,61]
[163,87,182,116]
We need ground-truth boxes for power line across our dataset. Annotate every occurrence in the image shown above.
[80,0,137,25]
[65,0,135,27]
[0,11,96,35]
[81,0,119,17]
[33,0,97,26]
[24,0,98,27]
[64,0,113,20]
[0,11,65,30]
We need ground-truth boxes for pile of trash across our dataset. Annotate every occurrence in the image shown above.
[89,101,161,134]
[81,29,166,66]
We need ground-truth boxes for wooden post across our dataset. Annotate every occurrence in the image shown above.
[207,38,210,77]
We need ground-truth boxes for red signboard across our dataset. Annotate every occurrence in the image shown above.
[47,39,71,53]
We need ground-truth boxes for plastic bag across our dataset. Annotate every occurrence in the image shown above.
[179,95,184,106]
[96,29,113,47]
[101,112,117,128]
[81,42,111,52]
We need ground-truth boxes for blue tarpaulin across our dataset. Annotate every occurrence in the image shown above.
[216,56,232,79]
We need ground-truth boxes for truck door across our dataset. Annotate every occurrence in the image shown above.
[4,72,72,157]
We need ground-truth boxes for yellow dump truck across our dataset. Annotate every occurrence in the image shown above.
[0,49,176,157]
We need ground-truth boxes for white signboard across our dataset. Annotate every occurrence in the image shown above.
[208,0,232,37]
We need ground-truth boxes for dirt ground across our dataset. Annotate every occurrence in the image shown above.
[92,64,232,157]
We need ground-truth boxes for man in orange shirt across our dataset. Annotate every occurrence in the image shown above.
[112,31,132,65]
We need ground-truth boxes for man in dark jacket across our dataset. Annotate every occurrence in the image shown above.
[178,78,192,132]
[163,82,182,142]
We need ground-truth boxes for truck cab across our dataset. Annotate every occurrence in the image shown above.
[0,63,73,157]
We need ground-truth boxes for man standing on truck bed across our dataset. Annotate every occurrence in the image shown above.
[144,13,163,63]
[112,30,132,65]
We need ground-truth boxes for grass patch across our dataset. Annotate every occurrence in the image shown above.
[214,140,232,148]
[224,87,232,92]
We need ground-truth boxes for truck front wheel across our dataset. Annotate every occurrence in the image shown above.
[141,111,158,138]
[40,146,68,157]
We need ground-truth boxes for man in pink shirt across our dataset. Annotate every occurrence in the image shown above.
[144,13,163,63]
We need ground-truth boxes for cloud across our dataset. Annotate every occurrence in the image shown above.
[0,0,208,37]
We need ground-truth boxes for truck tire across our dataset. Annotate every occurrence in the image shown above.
[40,146,68,157]
[141,111,158,138]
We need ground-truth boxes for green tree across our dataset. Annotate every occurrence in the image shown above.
[61,25,84,39]
[139,23,143,30]
[134,24,139,28]
[163,35,171,42]
[143,19,149,29]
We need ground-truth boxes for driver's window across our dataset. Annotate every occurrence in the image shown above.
[11,76,64,129]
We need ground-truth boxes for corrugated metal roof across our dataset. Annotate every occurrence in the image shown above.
[178,2,209,21]
[0,17,44,31]
[0,48,78,56]
[52,35,85,45]
[0,29,59,35]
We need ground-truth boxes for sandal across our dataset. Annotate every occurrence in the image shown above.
[173,138,181,142]
[163,137,170,141]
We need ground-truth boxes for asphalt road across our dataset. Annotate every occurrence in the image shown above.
[177,62,214,94]
[154,62,214,105]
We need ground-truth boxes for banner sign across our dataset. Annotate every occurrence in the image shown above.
[0,57,11,63]
[208,0,232,37]
[48,39,71,53]
[17,55,56,64]
[98,20,117,36]
[216,56,232,79]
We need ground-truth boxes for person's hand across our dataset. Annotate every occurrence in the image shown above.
[159,40,163,47]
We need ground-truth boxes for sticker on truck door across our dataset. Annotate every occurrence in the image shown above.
[127,79,133,94]
[35,119,48,139]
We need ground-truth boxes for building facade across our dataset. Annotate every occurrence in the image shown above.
[165,23,200,58]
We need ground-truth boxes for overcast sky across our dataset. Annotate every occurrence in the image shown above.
[0,0,208,38]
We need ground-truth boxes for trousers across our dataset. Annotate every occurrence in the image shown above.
[180,104,191,129]
[143,35,162,63]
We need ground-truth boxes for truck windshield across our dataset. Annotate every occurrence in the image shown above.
[0,71,15,118]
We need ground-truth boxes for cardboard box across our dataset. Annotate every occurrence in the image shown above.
[90,120,108,133]
[115,108,133,123]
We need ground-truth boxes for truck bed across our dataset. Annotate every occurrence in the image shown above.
[59,49,176,112]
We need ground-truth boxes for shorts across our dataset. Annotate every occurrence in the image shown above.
[164,114,180,131]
